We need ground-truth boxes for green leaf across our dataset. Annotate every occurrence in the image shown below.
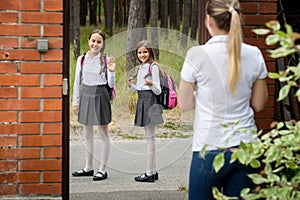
[285,23,293,34]
[200,145,207,159]
[233,119,241,125]
[296,88,300,102]
[268,72,280,79]
[248,173,269,185]
[213,153,225,173]
[239,141,246,150]
[221,123,229,128]
[272,166,284,173]
[269,47,296,58]
[285,161,298,169]
[277,84,291,101]
[237,150,247,164]
[276,122,285,129]
[250,159,261,168]
[266,20,281,31]
[230,151,238,163]
[266,34,280,45]
[268,173,280,182]
[252,28,270,35]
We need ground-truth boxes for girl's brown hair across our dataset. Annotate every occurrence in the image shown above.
[135,40,157,64]
[206,0,242,95]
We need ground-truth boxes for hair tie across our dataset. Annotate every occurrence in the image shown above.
[228,6,234,13]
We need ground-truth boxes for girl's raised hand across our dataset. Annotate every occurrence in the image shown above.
[108,56,116,72]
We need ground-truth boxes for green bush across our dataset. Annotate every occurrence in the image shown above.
[213,21,300,200]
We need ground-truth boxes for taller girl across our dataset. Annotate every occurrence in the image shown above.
[128,40,163,182]
[179,0,268,199]
[72,29,116,181]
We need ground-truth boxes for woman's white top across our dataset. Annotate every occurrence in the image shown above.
[130,63,161,95]
[181,35,268,151]
[72,52,116,106]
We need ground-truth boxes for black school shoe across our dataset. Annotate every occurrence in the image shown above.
[72,169,94,177]
[93,171,108,181]
[135,173,155,182]
[154,172,158,180]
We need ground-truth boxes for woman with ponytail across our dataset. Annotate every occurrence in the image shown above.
[178,0,268,199]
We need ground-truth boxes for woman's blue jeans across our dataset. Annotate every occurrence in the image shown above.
[188,148,256,200]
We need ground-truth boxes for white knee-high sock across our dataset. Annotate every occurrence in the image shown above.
[145,125,156,176]
[83,125,94,171]
[97,125,110,173]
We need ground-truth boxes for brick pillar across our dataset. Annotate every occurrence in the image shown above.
[0,0,63,197]
[241,0,277,131]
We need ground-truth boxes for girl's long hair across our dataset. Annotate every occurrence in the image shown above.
[135,40,157,64]
[206,0,242,95]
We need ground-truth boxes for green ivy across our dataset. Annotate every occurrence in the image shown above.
[213,21,300,200]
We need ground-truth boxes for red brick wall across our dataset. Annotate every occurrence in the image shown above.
[0,0,63,197]
[241,0,277,131]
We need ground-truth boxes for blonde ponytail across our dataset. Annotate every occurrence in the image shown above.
[227,8,242,95]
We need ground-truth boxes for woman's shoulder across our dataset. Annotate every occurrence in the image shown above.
[242,42,261,52]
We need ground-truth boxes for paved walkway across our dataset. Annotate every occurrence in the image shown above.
[70,137,192,200]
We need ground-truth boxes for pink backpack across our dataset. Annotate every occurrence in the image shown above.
[147,63,177,110]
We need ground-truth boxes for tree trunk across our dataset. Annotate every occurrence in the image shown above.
[150,0,159,60]
[126,0,146,73]
[145,0,150,24]
[89,0,97,25]
[80,0,87,26]
[160,0,169,35]
[104,0,114,36]
[74,0,81,58]
[123,0,129,25]
[181,0,192,47]
[98,0,101,23]
[190,0,199,40]
[115,0,123,27]
[179,0,183,22]
[198,0,210,44]
[170,0,180,30]
[70,0,74,42]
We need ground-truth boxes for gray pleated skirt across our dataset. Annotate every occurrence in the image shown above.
[78,84,111,126]
[134,90,164,127]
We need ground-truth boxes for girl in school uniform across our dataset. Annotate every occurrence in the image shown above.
[72,29,116,181]
[127,40,163,182]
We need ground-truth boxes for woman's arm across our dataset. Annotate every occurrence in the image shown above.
[178,79,196,112]
[250,79,268,112]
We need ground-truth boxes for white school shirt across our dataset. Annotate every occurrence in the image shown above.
[130,63,161,95]
[72,52,116,106]
[181,35,268,151]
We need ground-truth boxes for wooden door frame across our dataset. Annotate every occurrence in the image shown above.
[62,0,70,199]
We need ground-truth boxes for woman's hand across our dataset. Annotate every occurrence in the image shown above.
[73,106,79,115]
[107,56,116,72]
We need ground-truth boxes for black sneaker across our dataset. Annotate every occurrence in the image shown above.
[72,169,94,177]
[135,173,155,182]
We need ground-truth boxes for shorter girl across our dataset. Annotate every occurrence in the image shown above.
[127,40,163,182]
